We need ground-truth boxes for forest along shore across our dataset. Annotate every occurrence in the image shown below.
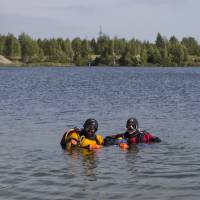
[0,32,200,67]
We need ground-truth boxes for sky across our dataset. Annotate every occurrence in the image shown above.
[0,0,200,42]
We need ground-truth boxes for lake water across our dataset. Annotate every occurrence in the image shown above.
[0,66,200,200]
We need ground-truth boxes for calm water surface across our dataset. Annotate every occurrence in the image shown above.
[0,66,200,200]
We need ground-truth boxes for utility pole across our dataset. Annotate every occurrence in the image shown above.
[99,25,103,38]
[98,25,103,56]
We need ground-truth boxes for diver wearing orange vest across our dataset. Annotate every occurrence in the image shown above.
[60,119,104,150]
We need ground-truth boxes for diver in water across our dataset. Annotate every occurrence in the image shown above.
[60,118,104,150]
[122,117,161,144]
[104,117,161,146]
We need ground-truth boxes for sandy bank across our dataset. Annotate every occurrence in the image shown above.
[0,55,13,65]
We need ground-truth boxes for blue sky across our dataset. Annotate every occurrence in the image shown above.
[1,0,199,42]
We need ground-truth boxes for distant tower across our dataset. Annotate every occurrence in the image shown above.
[99,25,103,38]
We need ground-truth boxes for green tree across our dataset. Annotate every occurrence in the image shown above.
[147,46,162,65]
[40,38,66,63]
[181,37,200,56]
[154,48,162,64]
[169,44,187,66]
[81,39,90,64]
[56,38,72,63]
[113,37,126,60]
[3,34,21,60]
[0,35,6,55]
[155,33,165,49]
[131,55,141,66]
[63,39,73,63]
[160,47,171,66]
[90,38,97,53]
[112,37,127,65]
[119,46,132,66]
[72,37,82,65]
[169,36,179,45]
[19,33,39,63]
[101,52,113,66]
[97,35,112,56]
[128,38,142,56]
[140,47,148,65]
[36,39,45,62]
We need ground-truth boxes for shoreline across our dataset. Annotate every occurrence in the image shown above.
[1,63,200,68]
[1,55,200,68]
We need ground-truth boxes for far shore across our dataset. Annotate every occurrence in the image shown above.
[1,63,200,68]
[1,55,200,68]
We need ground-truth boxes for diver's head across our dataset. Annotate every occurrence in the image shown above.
[83,118,98,139]
[126,118,139,132]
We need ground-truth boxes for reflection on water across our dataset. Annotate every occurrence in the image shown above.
[65,148,100,181]
[1,67,200,200]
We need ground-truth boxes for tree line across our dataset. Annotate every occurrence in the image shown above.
[0,32,200,66]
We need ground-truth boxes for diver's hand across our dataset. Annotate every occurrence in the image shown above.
[71,139,78,145]
[89,144,102,150]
